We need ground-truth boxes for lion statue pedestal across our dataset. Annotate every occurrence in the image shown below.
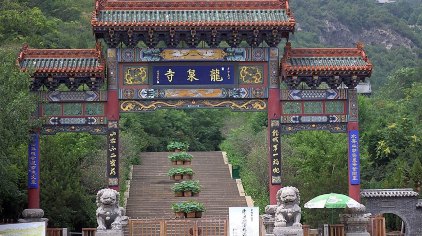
[262,187,303,236]
[95,188,128,236]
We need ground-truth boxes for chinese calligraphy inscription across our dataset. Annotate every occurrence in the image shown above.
[271,120,282,184]
[348,130,360,185]
[28,132,39,189]
[153,65,234,86]
[107,122,119,186]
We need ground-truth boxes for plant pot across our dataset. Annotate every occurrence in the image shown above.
[195,211,203,218]
[175,212,185,218]
[171,161,177,165]
[175,149,181,152]
[170,175,175,180]
[184,191,192,197]
[174,174,182,180]
[184,160,191,165]
[175,192,183,197]
[183,174,192,180]
[176,160,183,165]
[192,192,199,197]
[186,212,196,218]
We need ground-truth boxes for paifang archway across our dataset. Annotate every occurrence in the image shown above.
[18,0,372,216]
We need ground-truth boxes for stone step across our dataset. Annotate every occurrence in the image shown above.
[125,151,247,221]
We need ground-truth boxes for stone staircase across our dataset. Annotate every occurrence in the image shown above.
[125,151,247,219]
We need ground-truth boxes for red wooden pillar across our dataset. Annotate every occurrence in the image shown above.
[347,89,360,202]
[27,131,40,209]
[268,47,282,205]
[106,48,120,191]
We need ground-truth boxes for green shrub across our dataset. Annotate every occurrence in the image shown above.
[171,202,184,212]
[167,167,194,176]
[167,141,189,151]
[168,152,193,161]
[171,180,201,193]
[171,183,185,193]
[184,201,205,213]
[171,201,205,213]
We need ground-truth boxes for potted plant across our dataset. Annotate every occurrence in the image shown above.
[172,180,201,197]
[171,183,185,197]
[168,168,184,180]
[167,141,189,152]
[168,152,193,165]
[167,167,194,180]
[171,201,205,218]
[183,180,201,197]
[171,202,185,218]
[183,201,205,218]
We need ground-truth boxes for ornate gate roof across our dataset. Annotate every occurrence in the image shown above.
[92,0,295,47]
[280,42,373,89]
[17,44,105,91]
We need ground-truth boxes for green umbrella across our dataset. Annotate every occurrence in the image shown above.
[304,193,362,224]
[304,193,362,209]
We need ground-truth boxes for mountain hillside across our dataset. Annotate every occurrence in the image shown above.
[290,0,422,89]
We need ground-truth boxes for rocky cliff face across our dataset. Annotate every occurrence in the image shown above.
[318,20,416,50]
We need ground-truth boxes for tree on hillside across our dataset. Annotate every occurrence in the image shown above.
[0,49,36,219]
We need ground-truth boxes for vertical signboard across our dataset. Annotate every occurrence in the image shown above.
[229,207,259,236]
[348,130,360,185]
[107,121,119,187]
[270,120,282,184]
[28,132,39,189]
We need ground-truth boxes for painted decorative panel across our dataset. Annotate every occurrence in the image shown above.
[303,102,323,114]
[239,66,264,84]
[280,89,348,100]
[46,117,107,125]
[39,91,107,102]
[85,103,105,116]
[325,101,345,114]
[43,103,61,116]
[119,88,268,100]
[107,48,118,90]
[41,125,108,135]
[63,103,83,116]
[280,123,347,134]
[120,99,267,112]
[348,89,359,121]
[117,48,271,62]
[160,49,227,61]
[281,115,347,124]
[123,66,148,85]
[282,102,301,114]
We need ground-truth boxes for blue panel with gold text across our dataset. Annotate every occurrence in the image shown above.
[152,65,235,86]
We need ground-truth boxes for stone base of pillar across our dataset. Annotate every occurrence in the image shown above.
[345,233,370,236]
[96,229,124,236]
[340,213,371,236]
[273,226,304,236]
[18,209,48,223]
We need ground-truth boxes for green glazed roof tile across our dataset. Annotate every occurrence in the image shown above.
[289,57,367,67]
[98,9,288,23]
[22,58,101,70]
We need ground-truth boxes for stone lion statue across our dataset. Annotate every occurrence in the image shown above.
[274,186,302,228]
[96,188,128,230]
